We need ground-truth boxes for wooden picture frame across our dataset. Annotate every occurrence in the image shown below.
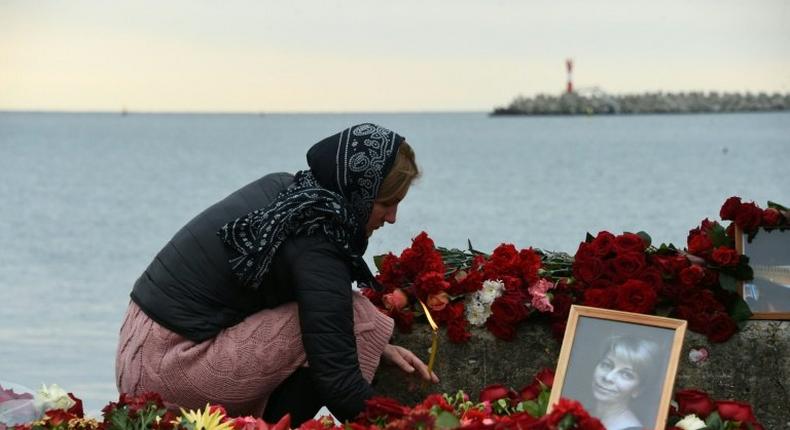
[548,305,686,430]
[735,226,790,319]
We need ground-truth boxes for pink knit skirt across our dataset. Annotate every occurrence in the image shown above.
[115,291,394,417]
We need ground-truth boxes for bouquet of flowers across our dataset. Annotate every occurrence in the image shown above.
[364,232,574,342]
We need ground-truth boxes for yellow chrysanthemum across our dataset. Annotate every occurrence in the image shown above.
[179,404,236,430]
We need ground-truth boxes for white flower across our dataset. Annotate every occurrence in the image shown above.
[479,280,505,303]
[465,279,505,326]
[676,414,706,430]
[33,384,75,414]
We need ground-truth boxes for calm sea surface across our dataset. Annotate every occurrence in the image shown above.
[1,111,789,413]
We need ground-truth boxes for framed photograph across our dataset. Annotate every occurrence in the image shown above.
[735,226,790,319]
[548,305,686,430]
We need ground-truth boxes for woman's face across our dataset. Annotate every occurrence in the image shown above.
[592,351,641,404]
[365,200,400,237]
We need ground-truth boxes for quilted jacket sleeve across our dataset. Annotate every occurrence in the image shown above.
[282,233,375,421]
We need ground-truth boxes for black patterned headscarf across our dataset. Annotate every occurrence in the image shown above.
[218,123,405,289]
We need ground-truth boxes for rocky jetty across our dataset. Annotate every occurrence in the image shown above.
[492,91,790,115]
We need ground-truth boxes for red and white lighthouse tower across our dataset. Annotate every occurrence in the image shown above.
[566,58,574,94]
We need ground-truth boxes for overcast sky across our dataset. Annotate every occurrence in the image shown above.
[1,0,788,112]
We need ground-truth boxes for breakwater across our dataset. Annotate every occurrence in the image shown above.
[492,91,790,115]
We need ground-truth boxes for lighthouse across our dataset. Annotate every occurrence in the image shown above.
[566,58,574,94]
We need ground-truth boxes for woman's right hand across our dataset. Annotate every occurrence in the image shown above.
[382,344,439,383]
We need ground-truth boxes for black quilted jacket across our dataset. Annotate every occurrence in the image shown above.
[130,172,375,420]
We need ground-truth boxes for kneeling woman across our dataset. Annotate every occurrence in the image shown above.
[116,123,437,426]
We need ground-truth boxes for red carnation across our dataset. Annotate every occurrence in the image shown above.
[486,317,517,341]
[519,248,542,283]
[711,246,740,267]
[550,293,574,320]
[413,271,449,299]
[616,279,657,314]
[720,196,742,220]
[446,317,471,343]
[674,389,715,417]
[490,291,528,323]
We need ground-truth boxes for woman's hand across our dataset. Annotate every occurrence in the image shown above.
[382,344,439,383]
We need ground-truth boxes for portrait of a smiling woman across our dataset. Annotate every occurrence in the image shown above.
[558,314,676,430]
[589,336,660,429]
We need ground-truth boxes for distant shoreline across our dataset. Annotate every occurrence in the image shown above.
[492,91,790,116]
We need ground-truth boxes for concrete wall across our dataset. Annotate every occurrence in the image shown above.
[373,321,789,428]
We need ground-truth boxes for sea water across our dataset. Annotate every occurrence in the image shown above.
[1,111,788,414]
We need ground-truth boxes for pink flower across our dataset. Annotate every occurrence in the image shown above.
[382,288,408,311]
[528,279,555,312]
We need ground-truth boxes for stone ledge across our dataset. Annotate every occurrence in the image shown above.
[372,321,789,428]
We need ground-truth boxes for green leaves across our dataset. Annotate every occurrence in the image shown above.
[434,410,460,429]
[730,296,753,323]
[719,273,738,293]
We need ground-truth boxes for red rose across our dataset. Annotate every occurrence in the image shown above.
[610,252,646,281]
[616,279,657,314]
[652,254,689,277]
[706,313,737,343]
[711,246,740,267]
[590,231,616,257]
[638,267,664,292]
[734,202,763,232]
[534,368,555,388]
[479,384,515,403]
[674,389,715,416]
[614,232,646,254]
[573,256,605,284]
[486,318,516,341]
[762,208,783,226]
[519,381,541,401]
[363,396,408,420]
[716,400,756,422]
[687,232,713,255]
[720,196,742,220]
[679,265,705,287]
[582,287,615,309]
